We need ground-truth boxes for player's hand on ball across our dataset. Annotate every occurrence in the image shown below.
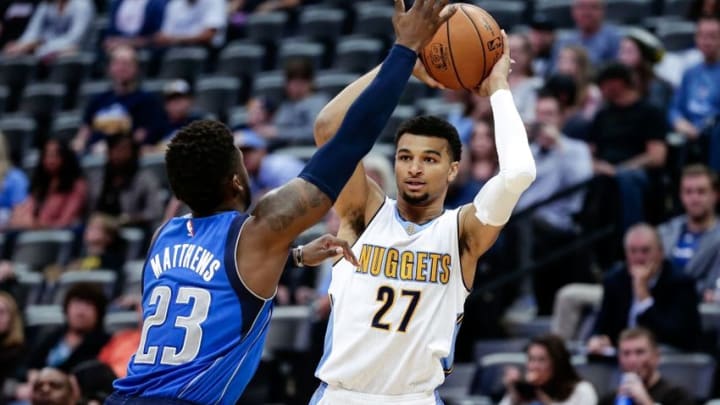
[413,60,445,89]
[393,0,457,52]
[302,234,359,266]
[475,29,511,97]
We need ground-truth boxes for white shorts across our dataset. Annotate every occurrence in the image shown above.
[309,383,443,405]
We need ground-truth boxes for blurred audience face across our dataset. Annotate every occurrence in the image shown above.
[247,98,272,127]
[525,343,553,386]
[618,38,643,68]
[556,48,580,79]
[42,140,63,176]
[508,34,533,76]
[84,215,115,249]
[470,121,494,160]
[108,136,135,168]
[31,368,76,405]
[109,46,139,87]
[165,96,193,123]
[696,18,720,62]
[572,0,604,34]
[529,28,555,57]
[624,226,664,272]
[239,147,264,175]
[0,295,11,334]
[66,298,99,334]
[599,78,627,104]
[680,173,718,221]
[618,335,659,385]
[534,96,563,149]
[286,77,312,101]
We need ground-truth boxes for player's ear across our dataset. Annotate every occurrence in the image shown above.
[447,161,459,183]
[232,174,244,195]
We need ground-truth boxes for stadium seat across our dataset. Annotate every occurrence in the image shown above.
[315,71,359,98]
[81,16,108,52]
[415,98,463,118]
[140,153,169,190]
[226,106,248,128]
[439,363,493,405]
[663,0,694,16]
[471,352,526,398]
[657,21,697,51]
[659,353,716,401]
[0,114,36,166]
[246,12,289,45]
[252,71,286,103]
[277,40,326,72]
[474,338,529,360]
[400,77,429,106]
[0,85,8,113]
[604,0,654,24]
[123,260,144,296]
[533,0,574,29]
[333,36,384,73]
[472,1,526,30]
[299,7,347,42]
[51,112,83,144]
[119,227,146,262]
[140,78,169,98]
[77,80,111,110]
[379,106,416,143]
[105,310,139,333]
[54,270,118,304]
[217,41,266,78]
[158,47,208,84]
[353,3,395,41]
[573,356,619,398]
[12,230,75,271]
[19,83,65,119]
[81,154,107,186]
[195,76,242,122]
[25,304,64,328]
[14,266,42,307]
[505,315,552,338]
[263,305,313,356]
[48,52,95,107]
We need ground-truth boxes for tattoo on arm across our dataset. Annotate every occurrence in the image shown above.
[254,180,330,232]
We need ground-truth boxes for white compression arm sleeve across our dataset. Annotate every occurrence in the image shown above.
[473,89,536,226]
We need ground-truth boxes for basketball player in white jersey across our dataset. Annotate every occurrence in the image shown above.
[309,28,536,404]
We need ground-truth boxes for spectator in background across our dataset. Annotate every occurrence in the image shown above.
[0,0,40,48]
[555,45,602,121]
[363,153,396,198]
[618,28,673,111]
[598,328,694,405]
[689,0,720,20]
[588,63,667,230]
[88,134,165,232]
[156,79,204,148]
[517,91,593,315]
[658,165,720,300]
[500,334,597,405]
[446,90,491,145]
[154,0,226,49]
[528,17,556,79]
[541,74,591,141]
[272,58,329,146]
[0,292,25,402]
[669,15,720,143]
[469,119,498,185]
[587,224,701,354]
[508,33,543,123]
[233,129,304,206]
[30,367,78,405]
[71,361,116,405]
[9,139,86,230]
[445,149,482,209]
[554,0,621,66]
[98,297,141,378]
[0,132,29,231]
[2,0,94,61]
[73,45,164,154]
[103,0,166,51]
[68,213,126,298]
[244,96,277,141]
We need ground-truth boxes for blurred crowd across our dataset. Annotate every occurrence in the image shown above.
[1,0,720,403]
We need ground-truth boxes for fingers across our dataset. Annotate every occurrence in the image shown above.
[393,0,406,15]
[320,234,359,266]
[437,2,456,25]
[501,29,510,57]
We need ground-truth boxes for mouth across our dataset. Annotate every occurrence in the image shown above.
[404,180,425,192]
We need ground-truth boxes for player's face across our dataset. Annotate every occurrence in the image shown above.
[394,134,458,206]
[618,337,659,384]
[680,174,717,220]
[525,344,552,386]
[31,368,74,405]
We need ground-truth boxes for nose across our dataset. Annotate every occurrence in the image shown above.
[408,158,423,175]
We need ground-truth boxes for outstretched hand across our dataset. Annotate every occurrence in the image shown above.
[393,0,456,52]
[475,29,511,97]
[413,60,445,89]
[302,234,359,267]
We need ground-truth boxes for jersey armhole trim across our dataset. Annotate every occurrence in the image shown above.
[457,209,472,293]
[332,198,388,266]
[230,217,275,303]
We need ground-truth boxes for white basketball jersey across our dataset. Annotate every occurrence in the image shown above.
[316,198,470,395]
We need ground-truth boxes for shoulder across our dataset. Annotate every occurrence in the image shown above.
[573,380,598,396]
[7,168,29,184]
[658,215,685,233]
[603,264,628,284]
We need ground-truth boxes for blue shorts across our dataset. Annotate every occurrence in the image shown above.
[104,392,200,405]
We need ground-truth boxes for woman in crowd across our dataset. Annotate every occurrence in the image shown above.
[617,28,673,110]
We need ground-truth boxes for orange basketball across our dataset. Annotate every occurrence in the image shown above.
[419,4,504,91]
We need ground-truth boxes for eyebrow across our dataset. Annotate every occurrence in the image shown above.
[397,148,442,157]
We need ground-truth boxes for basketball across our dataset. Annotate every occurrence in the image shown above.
[419,4,504,91]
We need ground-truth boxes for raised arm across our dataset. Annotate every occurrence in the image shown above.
[239,0,455,298]
[459,32,536,287]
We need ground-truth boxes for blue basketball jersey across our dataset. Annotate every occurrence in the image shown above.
[113,211,273,404]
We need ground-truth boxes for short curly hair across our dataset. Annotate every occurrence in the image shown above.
[166,120,240,215]
[395,116,462,162]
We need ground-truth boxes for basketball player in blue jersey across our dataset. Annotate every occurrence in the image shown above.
[107,1,455,404]
[310,30,536,405]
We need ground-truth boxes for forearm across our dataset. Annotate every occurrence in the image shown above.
[314,66,381,145]
[300,44,416,202]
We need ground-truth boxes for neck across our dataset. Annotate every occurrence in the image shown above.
[581,24,601,36]
[687,213,716,233]
[396,198,444,224]
[645,370,661,389]
[615,89,640,107]
[706,54,719,64]
[114,80,137,95]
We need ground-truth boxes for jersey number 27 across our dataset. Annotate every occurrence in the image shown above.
[135,286,211,366]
